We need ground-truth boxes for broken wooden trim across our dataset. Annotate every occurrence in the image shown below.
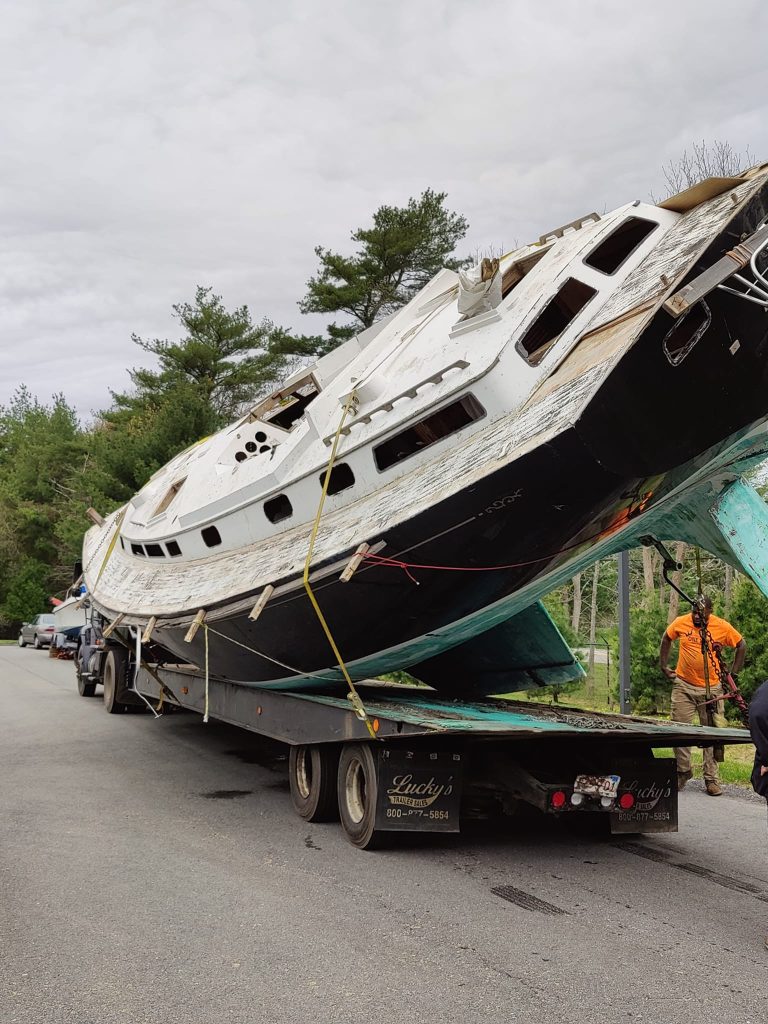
[86,507,105,526]
[141,616,157,644]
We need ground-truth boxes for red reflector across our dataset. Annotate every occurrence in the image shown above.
[618,793,635,810]
[45,627,54,632]
[551,790,567,809]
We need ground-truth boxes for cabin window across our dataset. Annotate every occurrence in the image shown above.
[145,543,165,558]
[131,544,146,557]
[201,525,222,548]
[583,217,657,275]
[516,278,597,366]
[320,463,355,495]
[153,478,186,517]
[166,540,182,557]
[374,395,485,472]
[119,537,125,550]
[264,494,293,524]
[501,246,552,299]
[257,375,320,431]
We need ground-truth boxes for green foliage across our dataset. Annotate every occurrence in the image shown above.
[114,287,289,423]
[298,189,469,348]
[611,597,670,715]
[0,388,85,623]
[730,576,768,705]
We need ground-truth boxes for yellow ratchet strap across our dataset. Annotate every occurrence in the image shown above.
[303,392,376,739]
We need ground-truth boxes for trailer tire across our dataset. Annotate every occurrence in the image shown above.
[289,745,339,822]
[337,744,386,850]
[103,648,129,714]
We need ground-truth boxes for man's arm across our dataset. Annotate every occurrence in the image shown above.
[732,638,747,674]
[659,634,676,680]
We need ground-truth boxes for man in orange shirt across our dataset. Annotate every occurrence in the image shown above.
[659,596,746,796]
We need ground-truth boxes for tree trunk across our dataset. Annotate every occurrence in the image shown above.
[571,574,582,636]
[724,564,734,619]
[667,542,688,624]
[587,561,601,701]
[642,546,656,598]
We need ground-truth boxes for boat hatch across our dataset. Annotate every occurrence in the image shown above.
[374,394,485,471]
[583,217,658,276]
[502,246,552,299]
[253,373,320,431]
[152,477,186,518]
[516,278,597,366]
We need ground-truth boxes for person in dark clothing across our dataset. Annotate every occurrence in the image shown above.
[748,680,768,950]
[749,680,768,799]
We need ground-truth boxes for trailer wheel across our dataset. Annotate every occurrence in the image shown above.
[289,745,339,822]
[102,648,129,714]
[337,744,385,850]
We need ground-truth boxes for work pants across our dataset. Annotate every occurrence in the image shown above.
[671,677,723,782]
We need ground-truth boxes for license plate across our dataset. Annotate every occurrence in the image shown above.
[574,773,621,799]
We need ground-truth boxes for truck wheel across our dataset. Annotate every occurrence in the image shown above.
[102,648,129,714]
[76,665,96,698]
[289,745,339,822]
[337,744,385,850]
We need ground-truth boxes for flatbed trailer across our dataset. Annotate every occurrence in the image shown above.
[78,641,753,849]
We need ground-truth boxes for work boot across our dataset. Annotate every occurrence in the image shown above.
[705,781,723,796]
[677,770,693,791]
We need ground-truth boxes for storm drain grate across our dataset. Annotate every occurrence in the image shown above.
[491,885,568,915]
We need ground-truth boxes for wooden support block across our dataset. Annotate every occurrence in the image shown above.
[86,507,105,526]
[248,585,274,622]
[340,543,370,583]
[74,595,89,610]
[102,613,125,638]
[184,609,206,643]
[142,616,157,644]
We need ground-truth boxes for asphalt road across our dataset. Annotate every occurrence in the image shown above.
[3,645,768,1024]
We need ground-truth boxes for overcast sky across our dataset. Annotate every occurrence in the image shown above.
[2,0,767,421]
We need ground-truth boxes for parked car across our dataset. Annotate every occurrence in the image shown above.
[18,614,56,649]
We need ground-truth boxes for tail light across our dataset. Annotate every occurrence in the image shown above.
[618,793,635,810]
[550,790,567,809]
[45,626,54,632]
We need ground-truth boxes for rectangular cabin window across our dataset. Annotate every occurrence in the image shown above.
[516,278,597,366]
[319,463,355,495]
[166,540,182,557]
[145,543,165,557]
[374,395,485,472]
[153,478,186,518]
[264,494,293,523]
[131,544,146,557]
[583,217,658,275]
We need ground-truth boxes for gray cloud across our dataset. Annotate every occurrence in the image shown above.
[2,0,767,420]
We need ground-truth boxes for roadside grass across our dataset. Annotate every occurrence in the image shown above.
[0,639,16,645]
[653,744,755,786]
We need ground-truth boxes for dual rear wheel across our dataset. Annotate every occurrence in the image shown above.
[289,742,384,850]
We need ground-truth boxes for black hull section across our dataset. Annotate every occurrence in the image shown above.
[149,192,768,690]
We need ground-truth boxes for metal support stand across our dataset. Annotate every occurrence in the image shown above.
[618,551,631,714]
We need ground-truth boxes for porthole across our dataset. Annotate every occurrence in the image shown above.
[320,462,355,495]
[235,451,247,463]
[264,494,293,524]
[201,525,222,548]
[255,430,267,443]
[245,441,257,453]
[166,540,182,557]
[259,445,271,453]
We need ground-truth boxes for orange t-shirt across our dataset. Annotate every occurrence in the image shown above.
[666,613,743,687]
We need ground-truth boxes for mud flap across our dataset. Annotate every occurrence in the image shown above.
[610,759,678,834]
[374,749,463,833]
